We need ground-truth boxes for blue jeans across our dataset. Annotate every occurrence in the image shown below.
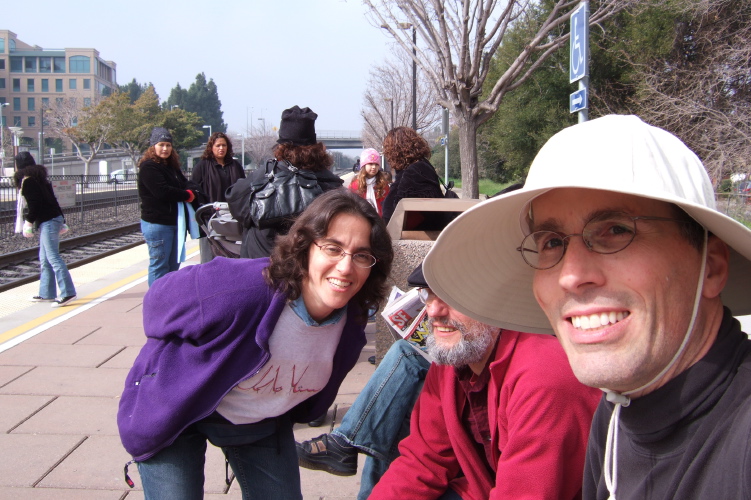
[329,340,430,500]
[38,216,76,299]
[141,220,180,287]
[138,413,301,500]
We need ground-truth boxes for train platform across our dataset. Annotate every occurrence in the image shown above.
[0,241,375,499]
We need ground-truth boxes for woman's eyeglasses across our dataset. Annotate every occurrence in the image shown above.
[314,243,377,268]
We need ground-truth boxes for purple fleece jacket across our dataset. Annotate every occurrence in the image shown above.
[117,257,367,461]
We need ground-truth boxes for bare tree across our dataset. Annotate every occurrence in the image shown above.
[632,0,751,185]
[44,97,112,177]
[365,0,636,198]
[243,121,277,169]
[361,50,442,149]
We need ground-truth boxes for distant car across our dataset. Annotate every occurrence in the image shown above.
[737,180,751,195]
[109,169,136,183]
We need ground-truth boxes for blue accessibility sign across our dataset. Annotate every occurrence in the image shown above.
[569,3,589,83]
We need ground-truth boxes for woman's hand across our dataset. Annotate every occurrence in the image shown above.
[23,221,34,238]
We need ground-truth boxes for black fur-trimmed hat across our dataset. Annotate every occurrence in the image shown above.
[407,263,428,289]
[277,106,318,146]
[149,127,173,146]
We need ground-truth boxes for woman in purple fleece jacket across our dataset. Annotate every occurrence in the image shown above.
[118,190,392,500]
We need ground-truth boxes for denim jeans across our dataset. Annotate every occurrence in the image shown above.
[38,216,76,299]
[141,220,180,287]
[329,339,430,500]
[137,413,301,500]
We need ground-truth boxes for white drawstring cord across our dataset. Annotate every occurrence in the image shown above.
[600,230,708,499]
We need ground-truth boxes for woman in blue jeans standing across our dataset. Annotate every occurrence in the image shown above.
[138,127,198,286]
[14,152,77,307]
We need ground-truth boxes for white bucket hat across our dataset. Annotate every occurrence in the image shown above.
[423,114,751,335]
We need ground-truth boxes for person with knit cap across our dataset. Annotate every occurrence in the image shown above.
[349,148,389,216]
[423,114,751,499]
[14,152,77,307]
[138,127,198,286]
[231,105,344,258]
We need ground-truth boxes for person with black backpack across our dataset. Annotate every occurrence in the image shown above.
[230,106,344,258]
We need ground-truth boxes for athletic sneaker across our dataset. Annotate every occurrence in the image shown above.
[30,296,55,302]
[51,295,77,307]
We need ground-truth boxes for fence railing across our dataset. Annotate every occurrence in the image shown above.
[0,175,141,245]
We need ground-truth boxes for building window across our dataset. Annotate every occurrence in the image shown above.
[53,57,65,73]
[27,79,34,92]
[39,57,51,73]
[42,97,49,108]
[28,97,35,111]
[0,78,4,89]
[84,97,91,107]
[12,78,20,92]
[55,79,63,92]
[13,97,20,111]
[41,79,49,92]
[83,78,91,90]
[0,38,4,52]
[28,116,36,127]
[69,55,91,73]
[25,57,37,72]
[55,97,64,105]
[9,39,15,51]
[69,78,77,90]
[10,56,22,72]
[13,116,21,127]
[0,59,5,70]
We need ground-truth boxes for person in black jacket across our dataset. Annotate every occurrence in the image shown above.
[381,127,445,229]
[191,132,246,263]
[14,152,77,307]
[138,127,197,286]
[236,106,344,258]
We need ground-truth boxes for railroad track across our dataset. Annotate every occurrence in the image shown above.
[0,223,143,293]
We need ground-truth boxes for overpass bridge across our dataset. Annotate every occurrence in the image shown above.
[317,131,363,149]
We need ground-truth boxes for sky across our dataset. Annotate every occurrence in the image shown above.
[4,0,396,135]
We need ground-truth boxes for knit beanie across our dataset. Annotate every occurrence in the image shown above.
[360,148,381,166]
[277,106,318,146]
[150,127,173,146]
[15,151,36,169]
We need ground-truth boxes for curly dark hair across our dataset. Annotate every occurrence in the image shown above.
[382,127,432,171]
[201,132,235,162]
[139,145,181,170]
[264,189,393,321]
[14,163,48,188]
[273,142,333,172]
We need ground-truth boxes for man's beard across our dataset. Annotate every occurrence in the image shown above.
[426,318,496,367]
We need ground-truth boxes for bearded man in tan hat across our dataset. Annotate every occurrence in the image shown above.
[423,115,751,500]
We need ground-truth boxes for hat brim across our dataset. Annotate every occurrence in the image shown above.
[423,185,751,335]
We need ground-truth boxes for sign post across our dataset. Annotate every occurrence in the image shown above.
[569,2,589,122]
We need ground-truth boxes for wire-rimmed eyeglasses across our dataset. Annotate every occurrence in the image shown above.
[314,243,378,269]
[417,288,437,305]
[517,214,691,270]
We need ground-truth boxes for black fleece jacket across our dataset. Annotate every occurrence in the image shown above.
[21,176,63,225]
[138,159,192,226]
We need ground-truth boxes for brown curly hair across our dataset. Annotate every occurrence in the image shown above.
[139,146,181,170]
[355,168,389,199]
[201,132,235,162]
[382,127,432,171]
[273,142,333,172]
[263,190,393,321]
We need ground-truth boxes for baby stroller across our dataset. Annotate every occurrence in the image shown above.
[195,203,243,259]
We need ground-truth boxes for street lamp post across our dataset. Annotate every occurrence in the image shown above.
[8,127,23,158]
[202,125,212,141]
[386,22,417,131]
[258,118,266,132]
[384,97,394,130]
[0,102,9,162]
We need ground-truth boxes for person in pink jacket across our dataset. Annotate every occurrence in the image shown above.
[370,283,601,500]
[349,148,389,216]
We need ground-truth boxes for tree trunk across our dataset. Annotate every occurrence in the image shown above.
[456,114,480,199]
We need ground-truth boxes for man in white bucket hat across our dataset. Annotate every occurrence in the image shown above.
[423,115,751,499]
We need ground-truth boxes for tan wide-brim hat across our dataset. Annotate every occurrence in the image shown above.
[423,115,751,335]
